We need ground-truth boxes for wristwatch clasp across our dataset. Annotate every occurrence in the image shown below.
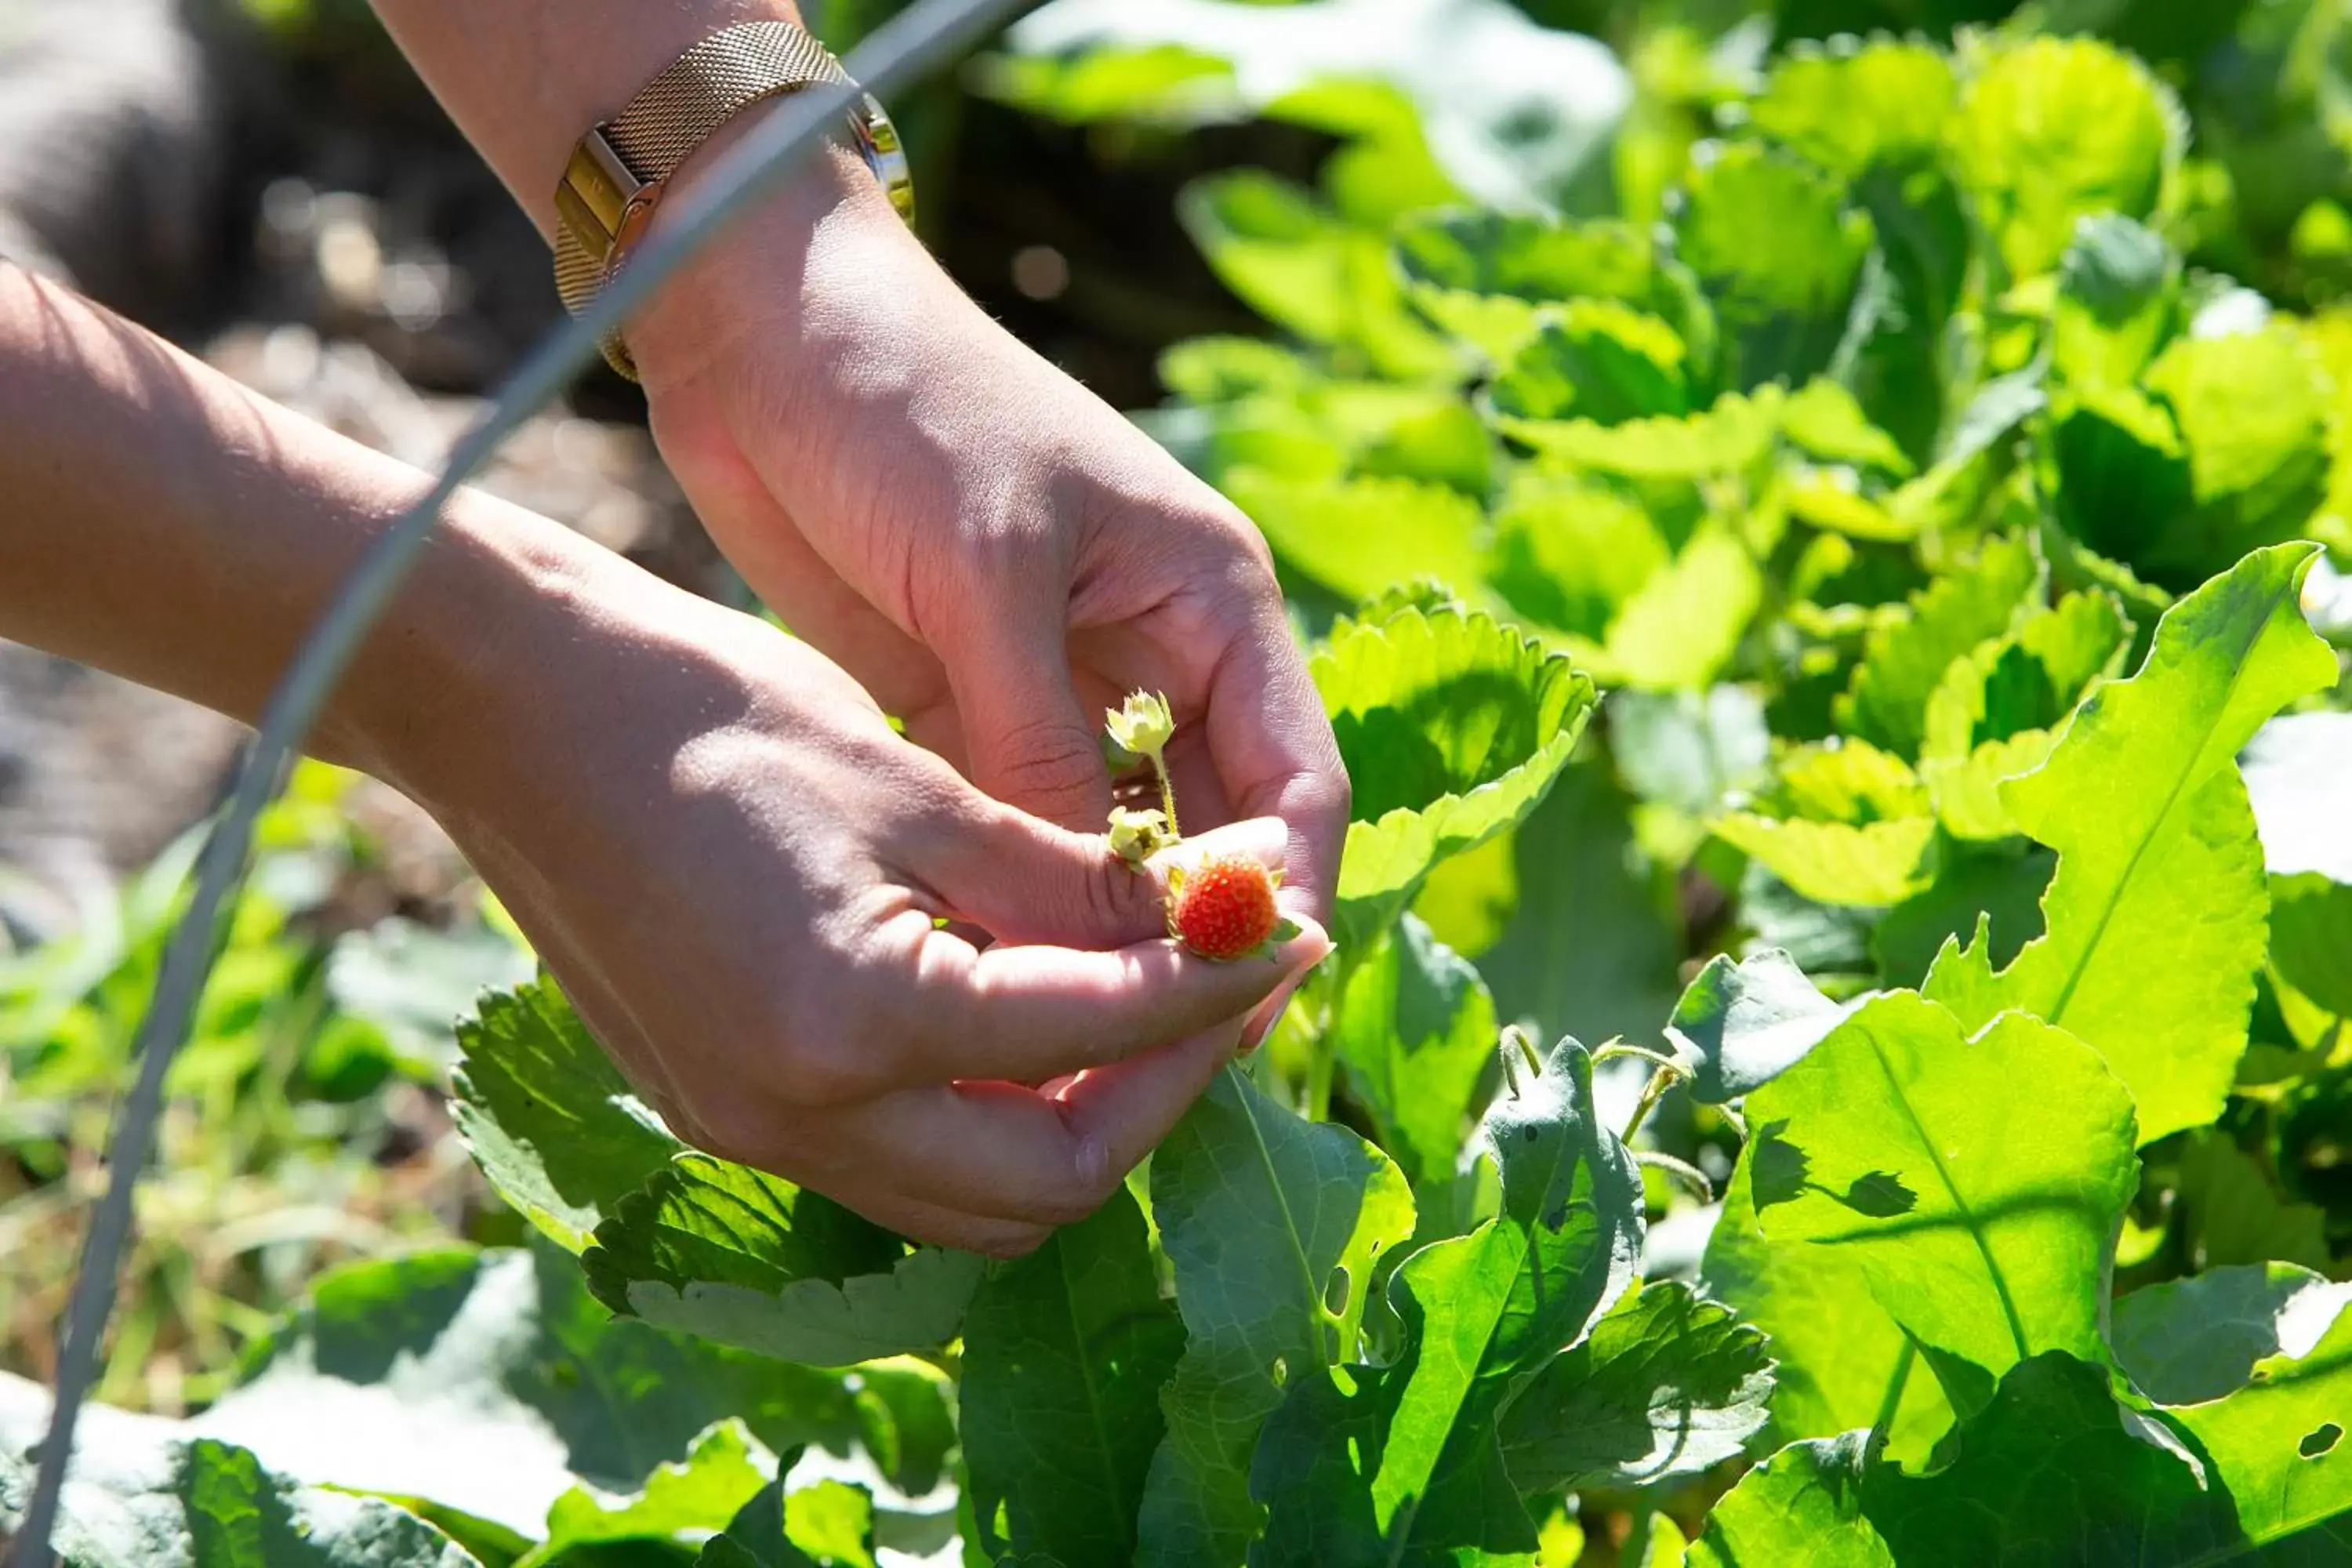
[556,128,662,265]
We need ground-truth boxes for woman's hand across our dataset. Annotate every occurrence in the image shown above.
[626,147,1351,927]
[397,545,1330,1256]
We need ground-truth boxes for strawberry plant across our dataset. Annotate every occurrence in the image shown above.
[9,11,2352,1566]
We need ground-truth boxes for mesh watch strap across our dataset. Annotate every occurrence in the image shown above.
[551,20,911,380]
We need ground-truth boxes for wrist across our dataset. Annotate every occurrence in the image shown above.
[622,95,925,397]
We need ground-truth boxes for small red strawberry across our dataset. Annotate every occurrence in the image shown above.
[1167,855,1300,963]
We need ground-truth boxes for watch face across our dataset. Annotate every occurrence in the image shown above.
[850,93,917,227]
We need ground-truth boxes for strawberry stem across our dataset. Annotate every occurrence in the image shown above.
[1153,755,1181,840]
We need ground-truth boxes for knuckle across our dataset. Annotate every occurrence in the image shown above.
[980,714,1106,815]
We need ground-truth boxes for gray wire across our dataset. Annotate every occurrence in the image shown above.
[7,0,1036,1559]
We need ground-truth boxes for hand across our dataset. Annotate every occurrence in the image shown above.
[626,145,1351,933]
[395,548,1330,1255]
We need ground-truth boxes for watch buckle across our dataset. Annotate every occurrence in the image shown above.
[556,128,660,261]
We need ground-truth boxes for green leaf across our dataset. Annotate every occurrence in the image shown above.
[1780,379,1914,478]
[2118,1265,2352,1548]
[1315,605,1596,942]
[1250,1039,1642,1565]
[698,1480,797,1568]
[0,1382,477,1568]
[2052,214,2180,388]
[1590,521,1765,692]
[1488,305,1688,427]
[1672,142,1875,389]
[1332,914,1499,1191]
[2272,873,2352,1018]
[1696,1356,2242,1566]
[524,1420,773,1566]
[1711,816,1935,909]
[1501,387,1783,481]
[1686,1434,1893,1568]
[2136,327,2332,588]
[1227,470,1489,611]
[961,1185,1183,1567]
[1871,845,2053,989]
[1179,171,1453,379]
[1744,994,2137,1406]
[583,1156,982,1367]
[1923,544,2339,1142]
[1610,686,1772,820]
[1486,478,1670,644]
[2113,1263,2352,1406]
[1496,1280,1773,1493]
[1699,1164,1954,1461]
[1137,1066,1415,1568]
[1836,532,2043,759]
[1947,36,2181,281]
[1393,212,1686,365]
[1917,589,2131,840]
[1749,39,1955,178]
[198,1246,875,1540]
[451,975,683,1252]
[1664,949,1865,1103]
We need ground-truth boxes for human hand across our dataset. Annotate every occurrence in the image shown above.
[394,546,1330,1255]
[626,146,1351,936]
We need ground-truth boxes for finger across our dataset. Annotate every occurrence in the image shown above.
[838,1023,1244,1226]
[880,902,1331,1087]
[1200,586,1352,925]
[922,813,1287,949]
[938,609,1112,833]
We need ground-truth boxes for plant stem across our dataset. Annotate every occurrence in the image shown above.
[1152,755,1181,838]
[1621,1064,1678,1145]
[1871,1337,1918,1436]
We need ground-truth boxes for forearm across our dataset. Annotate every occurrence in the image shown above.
[0,263,597,793]
[365,0,808,238]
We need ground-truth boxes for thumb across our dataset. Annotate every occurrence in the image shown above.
[930,815,1293,952]
[940,614,1110,833]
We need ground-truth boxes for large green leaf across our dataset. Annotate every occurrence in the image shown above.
[2112,1263,2352,1406]
[1178,171,1453,379]
[1693,1355,2248,1566]
[1699,1166,1953,1461]
[2172,1132,2331,1272]
[1835,531,2042,759]
[1315,606,1595,942]
[2136,328,2333,588]
[1227,470,1489,610]
[1588,521,1764,692]
[583,1156,982,1367]
[961,1185,1183,1566]
[196,1246,880,1540]
[1136,1066,1414,1568]
[522,1421,775,1567]
[1744,993,2137,1409]
[1249,1039,1642,1565]
[1393,212,1679,366]
[1750,39,1955,177]
[1713,737,1939,908]
[1946,36,2181,281]
[693,1475,874,1568]
[1671,141,1875,389]
[451,976,682,1252]
[2051,214,2180,390]
[1917,588,2131,840]
[1685,1434,1893,1568]
[1495,1280,1773,1494]
[1331,913,1499,1191]
[2116,1265,2352,1548]
[1499,387,1782,480]
[1924,543,2339,1142]
[1663,949,1867,1103]
[1487,304,1688,426]
[1485,478,1669,644]
[0,1377,477,1567]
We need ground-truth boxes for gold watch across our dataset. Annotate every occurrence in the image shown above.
[550,20,915,381]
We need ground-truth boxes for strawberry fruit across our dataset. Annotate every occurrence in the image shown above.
[1167,855,1299,963]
